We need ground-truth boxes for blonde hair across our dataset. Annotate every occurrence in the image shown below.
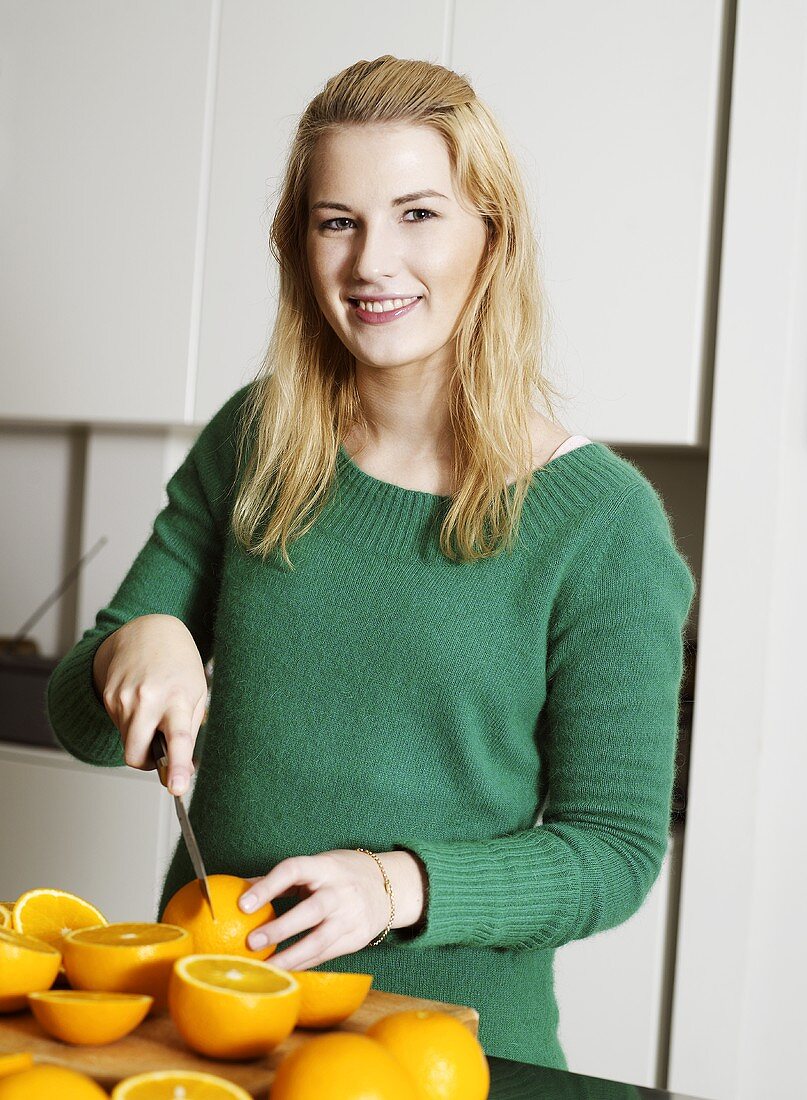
[232,54,566,566]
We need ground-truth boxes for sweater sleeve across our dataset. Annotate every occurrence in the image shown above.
[387,477,696,951]
[45,384,253,768]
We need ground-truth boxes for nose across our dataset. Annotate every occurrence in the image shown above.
[350,220,401,284]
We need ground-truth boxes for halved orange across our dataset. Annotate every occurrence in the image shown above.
[0,905,12,931]
[111,1069,253,1098]
[28,989,153,1045]
[12,889,108,952]
[0,1064,108,1099]
[290,969,373,1028]
[0,928,61,997]
[62,923,192,1013]
[0,1054,33,1080]
[168,954,300,1060]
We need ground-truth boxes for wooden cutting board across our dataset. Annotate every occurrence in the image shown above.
[0,989,479,1096]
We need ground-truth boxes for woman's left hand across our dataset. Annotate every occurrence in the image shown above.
[237,848,426,970]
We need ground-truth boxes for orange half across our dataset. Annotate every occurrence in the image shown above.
[111,1069,253,1099]
[290,969,373,1028]
[0,1053,34,1080]
[12,889,108,952]
[0,928,61,997]
[28,989,153,1045]
[62,923,192,1013]
[168,954,300,1060]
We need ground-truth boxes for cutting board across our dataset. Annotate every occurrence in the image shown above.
[0,989,479,1096]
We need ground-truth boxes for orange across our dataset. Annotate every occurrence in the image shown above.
[168,954,300,1060]
[0,1064,108,1099]
[62,923,192,1013]
[0,905,12,930]
[162,874,277,959]
[0,928,61,997]
[111,1069,252,1098]
[11,889,108,952]
[270,1032,418,1099]
[0,997,28,1015]
[27,989,152,1045]
[290,969,373,1028]
[366,1010,490,1100]
[0,1054,33,1079]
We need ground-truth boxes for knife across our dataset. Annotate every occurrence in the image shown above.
[150,729,215,921]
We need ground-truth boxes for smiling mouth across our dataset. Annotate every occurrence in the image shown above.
[347,296,424,325]
[348,296,423,312]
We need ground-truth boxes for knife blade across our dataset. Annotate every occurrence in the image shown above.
[150,729,215,921]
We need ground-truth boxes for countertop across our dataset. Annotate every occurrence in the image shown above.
[489,1056,705,1099]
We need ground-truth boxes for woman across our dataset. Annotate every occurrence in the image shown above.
[47,56,696,1069]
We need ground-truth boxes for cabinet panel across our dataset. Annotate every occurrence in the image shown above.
[0,0,212,424]
[452,0,726,444]
[0,744,180,922]
[554,829,679,1086]
[195,0,450,422]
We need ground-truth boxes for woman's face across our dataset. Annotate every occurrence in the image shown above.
[306,123,488,377]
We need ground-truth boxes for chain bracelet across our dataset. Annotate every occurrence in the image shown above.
[355,848,395,946]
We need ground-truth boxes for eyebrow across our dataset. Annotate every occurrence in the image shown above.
[310,189,450,214]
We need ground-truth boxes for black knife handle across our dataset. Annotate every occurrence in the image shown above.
[150,729,170,789]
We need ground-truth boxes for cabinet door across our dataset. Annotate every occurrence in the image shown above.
[0,0,212,424]
[553,829,680,1087]
[0,744,180,922]
[194,0,451,421]
[452,0,725,445]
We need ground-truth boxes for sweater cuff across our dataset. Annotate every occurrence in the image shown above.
[386,830,581,951]
[46,629,127,767]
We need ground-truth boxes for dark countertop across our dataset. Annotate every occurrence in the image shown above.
[489,1056,705,1099]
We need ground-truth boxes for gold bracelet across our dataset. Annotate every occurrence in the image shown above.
[355,848,395,946]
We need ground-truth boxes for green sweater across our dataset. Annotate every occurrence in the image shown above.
[46,384,696,1070]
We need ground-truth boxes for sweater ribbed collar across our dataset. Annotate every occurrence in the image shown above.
[315,441,628,560]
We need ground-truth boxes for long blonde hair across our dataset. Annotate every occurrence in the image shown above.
[232,54,566,566]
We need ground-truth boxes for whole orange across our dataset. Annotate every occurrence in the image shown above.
[366,1010,490,1100]
[270,1032,418,1099]
[0,1064,107,1099]
[162,875,276,960]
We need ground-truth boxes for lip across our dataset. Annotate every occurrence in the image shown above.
[348,297,422,325]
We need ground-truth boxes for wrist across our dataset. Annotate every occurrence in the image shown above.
[381,849,427,930]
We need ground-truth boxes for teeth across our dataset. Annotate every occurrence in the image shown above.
[356,296,418,313]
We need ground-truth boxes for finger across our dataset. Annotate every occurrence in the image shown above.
[160,711,196,795]
[269,922,340,971]
[246,894,327,952]
[119,693,166,771]
[239,857,319,913]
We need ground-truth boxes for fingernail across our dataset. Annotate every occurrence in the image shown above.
[169,772,187,795]
[250,932,268,949]
[240,894,257,912]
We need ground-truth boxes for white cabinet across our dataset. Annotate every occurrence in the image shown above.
[0,0,213,424]
[451,0,725,445]
[554,828,680,1084]
[0,743,181,922]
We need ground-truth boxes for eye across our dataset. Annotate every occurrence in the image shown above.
[403,208,438,223]
[318,208,439,232]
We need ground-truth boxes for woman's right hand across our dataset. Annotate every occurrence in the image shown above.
[92,614,208,796]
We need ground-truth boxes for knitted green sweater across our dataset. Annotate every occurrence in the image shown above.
[46,384,696,1070]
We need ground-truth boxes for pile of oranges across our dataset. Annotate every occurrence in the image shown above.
[0,877,490,1099]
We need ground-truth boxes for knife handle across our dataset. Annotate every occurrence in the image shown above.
[150,729,170,789]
